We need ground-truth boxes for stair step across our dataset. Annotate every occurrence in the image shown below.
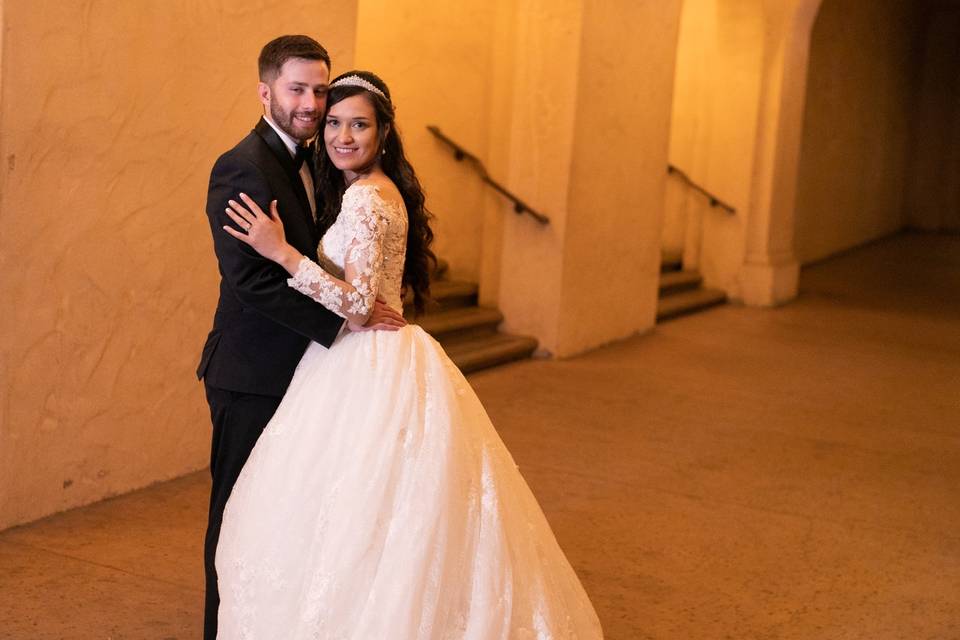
[405,280,478,312]
[432,258,450,280]
[661,250,683,273]
[442,332,539,373]
[413,259,538,371]
[659,270,703,296]
[657,287,726,321]
[414,306,503,340]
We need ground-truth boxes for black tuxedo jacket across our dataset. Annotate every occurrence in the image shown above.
[197,118,343,397]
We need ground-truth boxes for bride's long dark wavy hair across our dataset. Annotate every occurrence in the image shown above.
[315,70,435,315]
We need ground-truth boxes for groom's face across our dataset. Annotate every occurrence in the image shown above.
[259,57,330,142]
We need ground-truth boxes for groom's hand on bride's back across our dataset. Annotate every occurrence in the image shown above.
[348,297,406,332]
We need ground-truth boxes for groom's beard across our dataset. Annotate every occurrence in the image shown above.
[270,100,320,143]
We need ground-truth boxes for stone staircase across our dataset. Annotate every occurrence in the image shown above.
[406,260,538,373]
[657,251,727,321]
[407,253,723,365]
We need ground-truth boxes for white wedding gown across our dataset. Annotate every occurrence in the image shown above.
[216,183,603,639]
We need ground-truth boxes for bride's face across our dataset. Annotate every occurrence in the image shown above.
[324,94,382,179]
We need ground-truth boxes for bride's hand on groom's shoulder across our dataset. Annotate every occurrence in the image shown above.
[222,193,301,272]
[348,297,406,333]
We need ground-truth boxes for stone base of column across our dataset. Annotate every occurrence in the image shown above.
[739,257,799,306]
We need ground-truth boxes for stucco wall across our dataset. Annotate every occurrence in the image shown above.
[793,0,922,264]
[353,0,494,282]
[0,0,358,530]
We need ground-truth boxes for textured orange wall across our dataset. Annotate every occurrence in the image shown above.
[0,0,358,530]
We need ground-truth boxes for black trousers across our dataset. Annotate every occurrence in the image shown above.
[203,384,282,640]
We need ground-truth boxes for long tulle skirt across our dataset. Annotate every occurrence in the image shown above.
[216,325,603,639]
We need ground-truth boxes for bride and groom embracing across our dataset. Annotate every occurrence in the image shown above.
[197,34,603,639]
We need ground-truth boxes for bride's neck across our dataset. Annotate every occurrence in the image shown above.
[343,164,385,186]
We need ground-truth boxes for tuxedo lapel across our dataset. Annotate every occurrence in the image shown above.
[253,118,318,240]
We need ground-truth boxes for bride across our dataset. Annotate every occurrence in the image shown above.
[216,70,603,639]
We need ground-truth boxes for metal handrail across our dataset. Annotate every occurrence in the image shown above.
[667,164,736,215]
[427,125,550,225]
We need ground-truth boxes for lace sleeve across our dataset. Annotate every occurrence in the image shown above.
[286,188,387,324]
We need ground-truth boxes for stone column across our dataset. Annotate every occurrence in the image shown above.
[740,0,823,305]
[488,0,683,357]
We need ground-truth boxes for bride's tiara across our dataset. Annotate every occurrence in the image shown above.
[330,75,388,101]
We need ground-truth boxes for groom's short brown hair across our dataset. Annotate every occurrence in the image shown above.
[258,35,330,82]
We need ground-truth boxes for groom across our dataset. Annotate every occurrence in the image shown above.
[197,35,404,639]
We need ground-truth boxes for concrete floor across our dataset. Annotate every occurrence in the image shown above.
[2,232,958,639]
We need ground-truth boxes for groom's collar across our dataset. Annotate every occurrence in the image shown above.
[261,116,299,158]
[260,116,317,157]
[254,117,306,180]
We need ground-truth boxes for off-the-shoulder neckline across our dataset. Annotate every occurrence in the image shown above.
[344,182,403,209]
[345,182,382,193]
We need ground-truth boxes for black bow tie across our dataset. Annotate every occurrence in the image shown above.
[294,143,314,170]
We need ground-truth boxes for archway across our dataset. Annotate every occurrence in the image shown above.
[793,0,960,267]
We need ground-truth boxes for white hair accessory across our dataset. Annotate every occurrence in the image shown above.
[330,75,388,101]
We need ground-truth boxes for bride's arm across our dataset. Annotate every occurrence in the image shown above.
[222,193,396,327]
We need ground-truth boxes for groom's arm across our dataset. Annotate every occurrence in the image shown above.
[206,153,344,347]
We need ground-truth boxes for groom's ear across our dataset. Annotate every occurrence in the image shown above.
[257,82,272,109]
